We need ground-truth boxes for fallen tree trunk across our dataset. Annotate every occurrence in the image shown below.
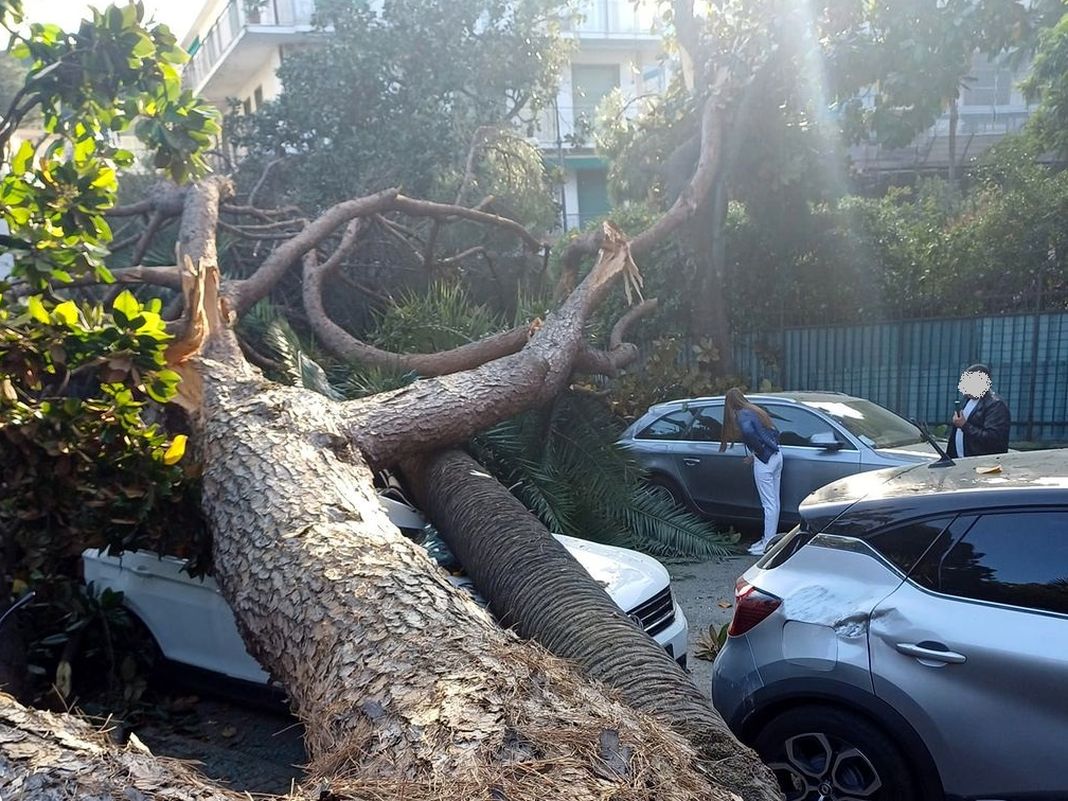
[407,448,779,801]
[186,352,746,800]
[3,48,784,795]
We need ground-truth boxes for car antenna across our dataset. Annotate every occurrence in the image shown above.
[912,419,955,468]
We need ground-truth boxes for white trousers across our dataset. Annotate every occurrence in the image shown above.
[752,450,783,544]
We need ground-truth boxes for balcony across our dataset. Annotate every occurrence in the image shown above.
[563,0,661,40]
[183,0,319,105]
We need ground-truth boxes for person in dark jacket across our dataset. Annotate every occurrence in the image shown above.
[721,388,782,555]
[946,363,1011,458]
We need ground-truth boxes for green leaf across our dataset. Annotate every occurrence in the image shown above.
[27,295,49,324]
[52,300,79,327]
[12,140,34,174]
[112,290,140,323]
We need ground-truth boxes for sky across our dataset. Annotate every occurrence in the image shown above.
[25,0,200,40]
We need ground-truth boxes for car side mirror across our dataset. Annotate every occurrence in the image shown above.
[809,432,843,451]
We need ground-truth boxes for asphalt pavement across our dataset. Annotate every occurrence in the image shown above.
[668,554,759,697]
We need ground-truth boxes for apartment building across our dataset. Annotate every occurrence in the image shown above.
[179,0,667,231]
[850,53,1035,180]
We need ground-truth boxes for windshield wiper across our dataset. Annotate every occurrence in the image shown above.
[910,419,955,468]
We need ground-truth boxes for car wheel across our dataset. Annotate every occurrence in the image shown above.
[645,475,688,509]
[753,705,917,801]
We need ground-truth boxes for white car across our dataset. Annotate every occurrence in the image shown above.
[82,494,689,687]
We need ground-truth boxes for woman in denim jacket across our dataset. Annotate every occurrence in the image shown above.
[720,388,782,555]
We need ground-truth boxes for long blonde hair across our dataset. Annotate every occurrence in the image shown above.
[719,387,774,452]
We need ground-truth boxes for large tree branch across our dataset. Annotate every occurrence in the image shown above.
[303,225,532,376]
[128,210,165,267]
[7,264,182,297]
[573,298,659,376]
[391,196,544,252]
[248,156,284,208]
[554,80,726,300]
[344,223,639,466]
[227,187,401,315]
[230,190,546,315]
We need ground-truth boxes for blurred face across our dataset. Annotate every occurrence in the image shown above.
[959,370,992,400]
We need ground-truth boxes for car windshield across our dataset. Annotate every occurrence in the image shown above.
[800,399,925,449]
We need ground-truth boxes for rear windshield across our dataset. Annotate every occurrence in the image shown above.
[801,399,924,450]
[758,524,810,569]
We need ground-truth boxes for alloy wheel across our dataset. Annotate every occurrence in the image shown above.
[766,731,883,801]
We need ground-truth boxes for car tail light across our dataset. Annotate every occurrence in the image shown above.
[727,578,782,637]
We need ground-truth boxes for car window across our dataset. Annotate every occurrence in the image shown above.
[912,512,1068,615]
[760,404,855,450]
[688,405,723,443]
[862,517,955,575]
[636,409,693,441]
[801,398,924,450]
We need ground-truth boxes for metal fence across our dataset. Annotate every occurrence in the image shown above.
[732,311,1068,443]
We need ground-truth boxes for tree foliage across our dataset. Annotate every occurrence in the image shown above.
[723,141,1068,330]
[0,0,215,689]
[1022,8,1068,155]
[227,0,572,216]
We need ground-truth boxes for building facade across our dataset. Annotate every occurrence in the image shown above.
[180,0,667,231]
[178,1,1037,225]
[850,53,1035,180]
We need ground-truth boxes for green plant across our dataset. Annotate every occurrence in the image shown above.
[0,291,197,574]
[25,582,157,711]
[369,282,505,354]
[0,0,216,696]
[604,336,766,423]
[694,622,730,662]
[472,391,733,561]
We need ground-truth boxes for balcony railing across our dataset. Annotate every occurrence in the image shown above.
[184,0,316,92]
[563,0,660,37]
[534,97,659,146]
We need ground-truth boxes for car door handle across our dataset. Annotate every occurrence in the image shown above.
[895,642,967,664]
[682,457,700,466]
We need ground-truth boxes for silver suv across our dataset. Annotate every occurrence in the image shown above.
[619,392,938,528]
[712,450,1068,801]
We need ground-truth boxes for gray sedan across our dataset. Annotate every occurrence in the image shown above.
[618,392,938,527]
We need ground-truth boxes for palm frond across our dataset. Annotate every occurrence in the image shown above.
[512,463,581,538]
[470,389,732,561]
[262,318,345,400]
[370,282,505,354]
[340,367,415,399]
[611,487,733,561]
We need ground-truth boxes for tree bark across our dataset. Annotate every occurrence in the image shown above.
[5,59,779,796]
[184,353,749,800]
[406,449,779,801]
[947,94,959,189]
[691,178,734,376]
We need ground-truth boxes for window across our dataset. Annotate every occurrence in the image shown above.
[253,85,264,110]
[242,98,253,116]
[862,517,954,575]
[571,64,620,121]
[912,512,1068,615]
[636,409,693,441]
[961,55,1014,107]
[688,406,723,443]
[761,405,853,449]
[576,168,610,228]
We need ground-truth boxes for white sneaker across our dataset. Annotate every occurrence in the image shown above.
[747,541,766,556]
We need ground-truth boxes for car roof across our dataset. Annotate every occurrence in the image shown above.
[650,391,855,411]
[800,449,1068,532]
